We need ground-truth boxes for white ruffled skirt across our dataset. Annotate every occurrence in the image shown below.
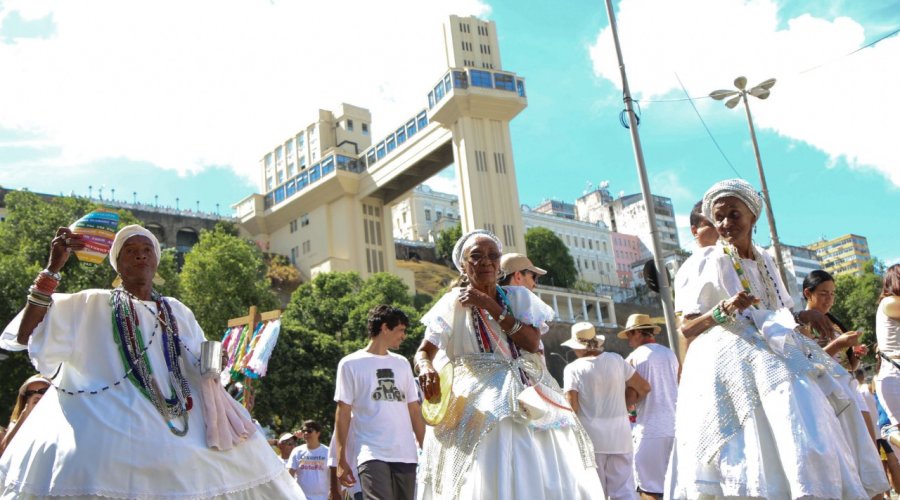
[666,326,887,499]
[418,418,603,500]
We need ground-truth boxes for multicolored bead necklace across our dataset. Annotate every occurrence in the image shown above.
[723,243,784,311]
[112,287,192,436]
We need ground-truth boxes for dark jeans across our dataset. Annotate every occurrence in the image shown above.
[357,460,416,500]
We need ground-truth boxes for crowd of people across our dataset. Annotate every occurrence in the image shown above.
[0,177,897,500]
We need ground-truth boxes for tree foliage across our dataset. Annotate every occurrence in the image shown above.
[524,227,577,288]
[832,260,883,351]
[435,223,462,265]
[255,271,425,433]
[179,226,277,338]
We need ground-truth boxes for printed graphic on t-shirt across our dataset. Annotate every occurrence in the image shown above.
[372,368,406,402]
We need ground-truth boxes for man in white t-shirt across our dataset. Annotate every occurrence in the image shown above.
[289,420,330,500]
[563,322,650,500]
[328,430,362,500]
[335,305,425,500]
[621,314,679,500]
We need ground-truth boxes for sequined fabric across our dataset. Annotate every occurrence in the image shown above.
[420,352,595,498]
[693,319,853,464]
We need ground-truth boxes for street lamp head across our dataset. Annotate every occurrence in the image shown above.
[749,78,776,100]
[709,89,739,101]
[725,95,742,109]
[733,76,747,90]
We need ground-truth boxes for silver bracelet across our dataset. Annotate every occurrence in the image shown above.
[504,320,523,337]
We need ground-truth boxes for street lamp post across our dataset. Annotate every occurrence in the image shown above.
[602,0,680,359]
[709,77,788,285]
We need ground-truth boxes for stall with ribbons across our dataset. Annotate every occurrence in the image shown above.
[219,306,282,409]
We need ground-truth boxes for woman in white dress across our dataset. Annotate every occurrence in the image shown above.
[667,179,887,499]
[876,265,900,442]
[413,230,602,499]
[0,225,305,499]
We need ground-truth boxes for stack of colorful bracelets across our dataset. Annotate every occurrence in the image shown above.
[711,299,735,325]
[28,269,60,308]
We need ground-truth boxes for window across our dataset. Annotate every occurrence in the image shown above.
[376,142,386,159]
[396,126,406,145]
[425,209,431,221]
[436,211,442,221]
[417,111,428,130]
[321,156,335,175]
[470,70,492,88]
[301,214,310,227]
[297,172,308,190]
[302,240,311,254]
[296,132,305,149]
[452,71,468,89]
[407,119,417,137]
[285,179,296,197]
[289,220,298,233]
[346,119,354,131]
[299,155,306,168]
[362,123,369,135]
[290,247,297,265]
[309,164,321,183]
[386,135,396,153]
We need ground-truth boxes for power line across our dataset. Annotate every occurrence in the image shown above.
[673,72,743,179]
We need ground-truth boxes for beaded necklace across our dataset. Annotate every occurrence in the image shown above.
[469,286,519,360]
[722,243,784,311]
[111,287,192,436]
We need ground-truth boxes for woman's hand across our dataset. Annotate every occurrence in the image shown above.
[48,227,84,272]
[835,330,862,350]
[725,291,757,314]
[418,363,441,402]
[458,286,498,313]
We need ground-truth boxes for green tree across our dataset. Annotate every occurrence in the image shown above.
[435,223,462,265]
[179,226,277,338]
[832,260,883,351]
[0,191,178,418]
[525,227,577,288]
[256,271,424,433]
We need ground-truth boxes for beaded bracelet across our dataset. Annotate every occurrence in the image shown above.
[712,300,732,325]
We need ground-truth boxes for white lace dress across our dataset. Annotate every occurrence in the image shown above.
[416,286,603,500]
[666,244,887,499]
[0,289,305,499]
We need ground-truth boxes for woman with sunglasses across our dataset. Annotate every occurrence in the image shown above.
[413,230,601,499]
[0,375,50,456]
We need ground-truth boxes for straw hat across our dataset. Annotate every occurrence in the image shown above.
[500,253,547,277]
[617,314,662,339]
[561,322,605,350]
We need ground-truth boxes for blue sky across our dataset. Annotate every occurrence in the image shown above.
[0,0,897,262]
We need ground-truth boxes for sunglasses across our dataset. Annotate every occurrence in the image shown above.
[24,387,48,398]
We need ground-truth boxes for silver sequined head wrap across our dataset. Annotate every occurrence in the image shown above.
[451,229,503,273]
[702,178,763,222]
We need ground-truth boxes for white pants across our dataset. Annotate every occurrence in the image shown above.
[633,436,674,495]
[595,452,637,500]
[877,363,900,427]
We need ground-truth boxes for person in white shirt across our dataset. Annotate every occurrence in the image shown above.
[499,253,546,291]
[563,322,650,500]
[328,431,362,500]
[335,305,425,500]
[621,314,678,500]
[277,432,298,467]
[289,420,330,500]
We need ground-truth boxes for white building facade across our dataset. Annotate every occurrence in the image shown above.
[576,187,680,254]
[391,185,459,243]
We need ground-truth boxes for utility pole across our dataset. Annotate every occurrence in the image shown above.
[602,0,679,359]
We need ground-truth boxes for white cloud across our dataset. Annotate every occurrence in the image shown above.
[589,0,900,186]
[0,0,489,186]
[423,168,460,196]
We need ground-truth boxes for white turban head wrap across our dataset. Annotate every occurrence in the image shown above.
[702,179,763,222]
[451,229,503,273]
[109,224,161,273]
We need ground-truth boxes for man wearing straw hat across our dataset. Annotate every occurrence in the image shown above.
[563,322,650,500]
[621,314,678,500]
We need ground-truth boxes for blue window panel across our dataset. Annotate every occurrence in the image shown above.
[366,149,377,166]
[310,164,321,183]
[285,179,296,197]
[417,111,428,130]
[494,73,515,91]
[444,73,452,93]
[396,126,406,145]
[274,186,285,203]
[470,70,492,88]
[407,119,417,138]
[386,134,396,153]
[428,91,435,108]
[376,142,386,159]
[453,71,468,89]
[322,156,335,175]
[517,79,526,98]
[434,82,444,102]
[297,172,308,190]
